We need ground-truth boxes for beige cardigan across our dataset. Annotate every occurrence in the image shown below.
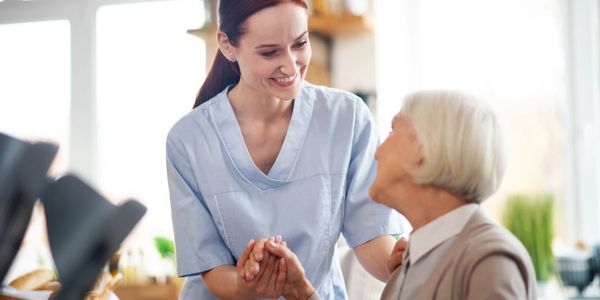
[381,208,537,300]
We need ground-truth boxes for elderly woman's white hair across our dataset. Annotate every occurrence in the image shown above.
[401,90,507,203]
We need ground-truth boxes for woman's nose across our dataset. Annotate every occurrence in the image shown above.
[279,51,298,76]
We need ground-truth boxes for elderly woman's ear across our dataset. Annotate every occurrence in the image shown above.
[412,145,424,166]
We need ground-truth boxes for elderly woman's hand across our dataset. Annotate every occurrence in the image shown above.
[387,237,408,273]
[236,238,286,299]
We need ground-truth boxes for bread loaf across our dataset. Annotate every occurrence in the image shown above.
[9,269,56,291]
[34,280,62,292]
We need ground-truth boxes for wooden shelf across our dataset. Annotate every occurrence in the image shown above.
[308,14,373,37]
[187,24,216,39]
[115,282,178,300]
[187,14,373,39]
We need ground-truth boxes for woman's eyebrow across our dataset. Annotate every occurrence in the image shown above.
[255,31,309,49]
[294,31,309,41]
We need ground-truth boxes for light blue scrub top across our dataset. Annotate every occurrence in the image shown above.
[166,82,403,299]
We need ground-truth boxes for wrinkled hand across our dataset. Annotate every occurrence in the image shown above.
[387,237,408,273]
[236,237,286,299]
[265,240,315,300]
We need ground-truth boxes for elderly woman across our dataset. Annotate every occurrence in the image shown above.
[258,91,536,299]
[368,91,537,300]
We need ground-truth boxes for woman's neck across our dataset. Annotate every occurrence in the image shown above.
[399,186,470,232]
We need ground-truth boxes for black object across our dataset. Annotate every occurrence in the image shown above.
[0,132,146,300]
[42,175,146,300]
[0,133,58,283]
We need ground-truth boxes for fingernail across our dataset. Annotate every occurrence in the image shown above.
[282,241,287,247]
[269,241,277,247]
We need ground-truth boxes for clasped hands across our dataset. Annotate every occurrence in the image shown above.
[236,235,313,300]
[235,236,408,300]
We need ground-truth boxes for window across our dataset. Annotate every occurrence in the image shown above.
[0,20,71,174]
[1,0,207,281]
[0,19,70,282]
[375,0,569,240]
[96,0,205,246]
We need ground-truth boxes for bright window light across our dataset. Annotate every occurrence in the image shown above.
[96,0,205,245]
[375,0,567,236]
[0,20,71,174]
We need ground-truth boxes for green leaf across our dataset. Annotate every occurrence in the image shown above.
[154,236,175,259]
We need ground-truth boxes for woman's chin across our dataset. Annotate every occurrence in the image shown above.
[368,186,380,203]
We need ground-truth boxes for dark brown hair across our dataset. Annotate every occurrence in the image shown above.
[193,0,308,108]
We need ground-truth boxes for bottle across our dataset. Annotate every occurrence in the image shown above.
[109,251,121,276]
[122,249,136,285]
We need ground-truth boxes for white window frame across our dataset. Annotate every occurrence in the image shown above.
[565,0,600,245]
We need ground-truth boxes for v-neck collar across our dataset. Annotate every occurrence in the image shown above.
[210,83,315,190]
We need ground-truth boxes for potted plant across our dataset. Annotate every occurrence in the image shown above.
[154,236,175,262]
[503,194,554,292]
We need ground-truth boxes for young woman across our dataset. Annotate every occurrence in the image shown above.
[166,1,404,298]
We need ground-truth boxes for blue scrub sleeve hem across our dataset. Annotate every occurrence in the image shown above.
[345,223,403,249]
[177,254,236,278]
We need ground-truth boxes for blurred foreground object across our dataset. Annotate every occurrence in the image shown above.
[0,133,57,284]
[85,272,122,300]
[8,269,57,292]
[1,270,121,300]
[0,132,146,300]
[42,175,146,300]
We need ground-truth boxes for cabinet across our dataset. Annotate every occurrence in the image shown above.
[308,14,372,37]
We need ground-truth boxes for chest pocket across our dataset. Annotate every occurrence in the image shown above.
[207,175,333,262]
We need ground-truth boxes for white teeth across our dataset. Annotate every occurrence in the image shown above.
[273,75,295,83]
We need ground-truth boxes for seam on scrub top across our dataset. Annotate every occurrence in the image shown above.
[204,173,342,196]
[256,173,344,192]
[326,174,332,248]
[209,102,264,193]
[285,87,316,182]
[339,98,360,241]
[213,194,233,250]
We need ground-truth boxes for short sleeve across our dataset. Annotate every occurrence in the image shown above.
[166,131,235,277]
[342,98,404,248]
[467,254,528,300]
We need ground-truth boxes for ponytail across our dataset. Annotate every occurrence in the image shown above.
[193,51,240,109]
[193,0,307,109]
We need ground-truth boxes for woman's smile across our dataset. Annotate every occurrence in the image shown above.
[271,73,297,88]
